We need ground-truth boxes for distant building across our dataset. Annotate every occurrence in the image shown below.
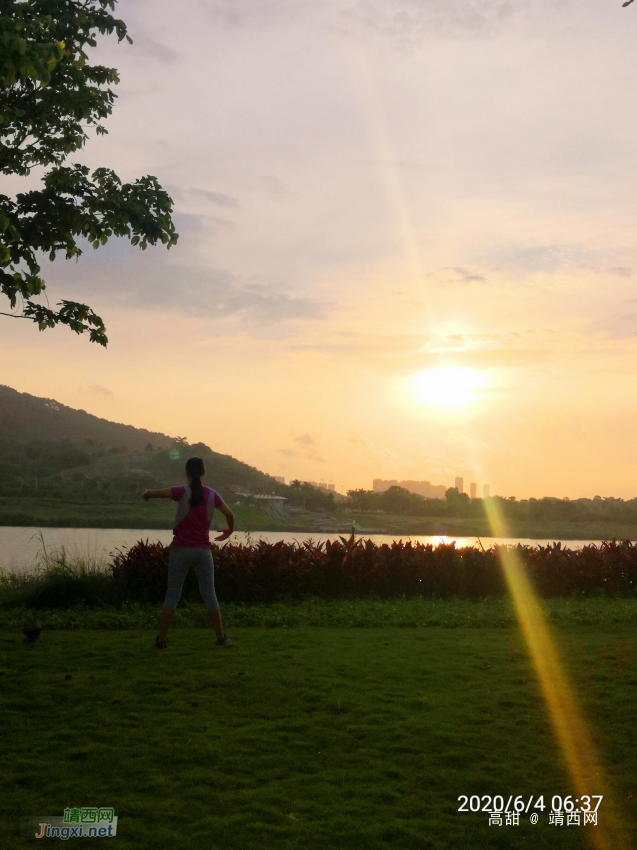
[455,477,464,494]
[121,468,151,479]
[373,478,446,499]
[483,484,490,498]
[373,479,399,492]
[470,482,477,499]
[273,476,285,484]
[252,494,288,511]
[309,480,335,493]
[399,479,446,499]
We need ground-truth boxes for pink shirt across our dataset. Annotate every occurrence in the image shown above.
[170,485,223,548]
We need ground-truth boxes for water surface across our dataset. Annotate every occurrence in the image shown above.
[0,526,611,576]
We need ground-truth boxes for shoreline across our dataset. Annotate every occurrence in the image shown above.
[2,499,637,541]
[1,520,637,541]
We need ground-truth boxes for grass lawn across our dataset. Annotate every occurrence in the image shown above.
[0,498,284,531]
[2,621,636,848]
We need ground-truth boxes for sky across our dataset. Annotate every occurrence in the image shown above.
[4,0,637,499]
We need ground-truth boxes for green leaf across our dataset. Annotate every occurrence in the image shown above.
[0,0,174,349]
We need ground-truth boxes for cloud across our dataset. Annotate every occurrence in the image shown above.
[258,175,292,199]
[206,0,319,28]
[188,189,239,207]
[342,0,520,41]
[336,0,578,48]
[132,35,182,64]
[204,0,567,42]
[129,267,322,326]
[593,266,633,278]
[489,243,581,274]
[348,433,399,462]
[486,245,636,280]
[290,327,560,374]
[589,313,637,340]
[284,433,326,462]
[290,331,428,358]
[428,267,488,286]
[81,384,114,398]
[288,323,594,376]
[294,433,317,448]
[39,215,324,331]
[347,433,480,483]
[463,245,637,285]
[446,430,495,454]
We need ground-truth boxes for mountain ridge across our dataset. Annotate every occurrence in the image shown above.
[0,384,174,451]
[0,384,287,496]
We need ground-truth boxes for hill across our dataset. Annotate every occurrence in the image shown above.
[0,385,173,451]
[0,385,290,500]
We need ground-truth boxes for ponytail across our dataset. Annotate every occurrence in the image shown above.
[189,475,203,508]
[185,457,205,507]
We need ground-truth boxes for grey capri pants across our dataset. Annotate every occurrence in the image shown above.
[164,546,220,612]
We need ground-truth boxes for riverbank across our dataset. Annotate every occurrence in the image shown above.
[2,496,637,540]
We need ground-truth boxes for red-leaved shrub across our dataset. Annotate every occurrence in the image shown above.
[107,537,637,605]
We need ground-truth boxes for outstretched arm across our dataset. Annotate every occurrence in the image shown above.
[140,488,173,501]
[214,500,235,541]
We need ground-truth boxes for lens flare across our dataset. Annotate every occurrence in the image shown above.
[483,498,627,848]
[344,40,626,845]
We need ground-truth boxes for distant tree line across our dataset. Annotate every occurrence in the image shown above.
[346,486,637,523]
[347,486,472,516]
[288,480,336,513]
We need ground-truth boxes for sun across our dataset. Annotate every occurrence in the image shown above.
[411,367,489,410]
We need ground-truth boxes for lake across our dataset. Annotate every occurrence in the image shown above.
[0,526,612,576]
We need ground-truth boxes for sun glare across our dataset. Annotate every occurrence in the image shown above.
[412,367,489,410]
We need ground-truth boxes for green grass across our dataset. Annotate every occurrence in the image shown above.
[2,622,636,848]
[0,496,176,529]
[0,498,289,531]
[5,596,637,631]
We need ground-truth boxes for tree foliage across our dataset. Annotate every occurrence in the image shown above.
[0,0,178,345]
[289,480,336,512]
[347,486,447,516]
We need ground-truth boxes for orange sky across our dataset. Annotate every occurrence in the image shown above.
[4,0,637,499]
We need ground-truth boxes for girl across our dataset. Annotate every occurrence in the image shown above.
[141,456,234,650]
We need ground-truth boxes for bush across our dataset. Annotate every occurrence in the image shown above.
[104,537,637,603]
[0,556,113,610]
[4,537,637,611]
